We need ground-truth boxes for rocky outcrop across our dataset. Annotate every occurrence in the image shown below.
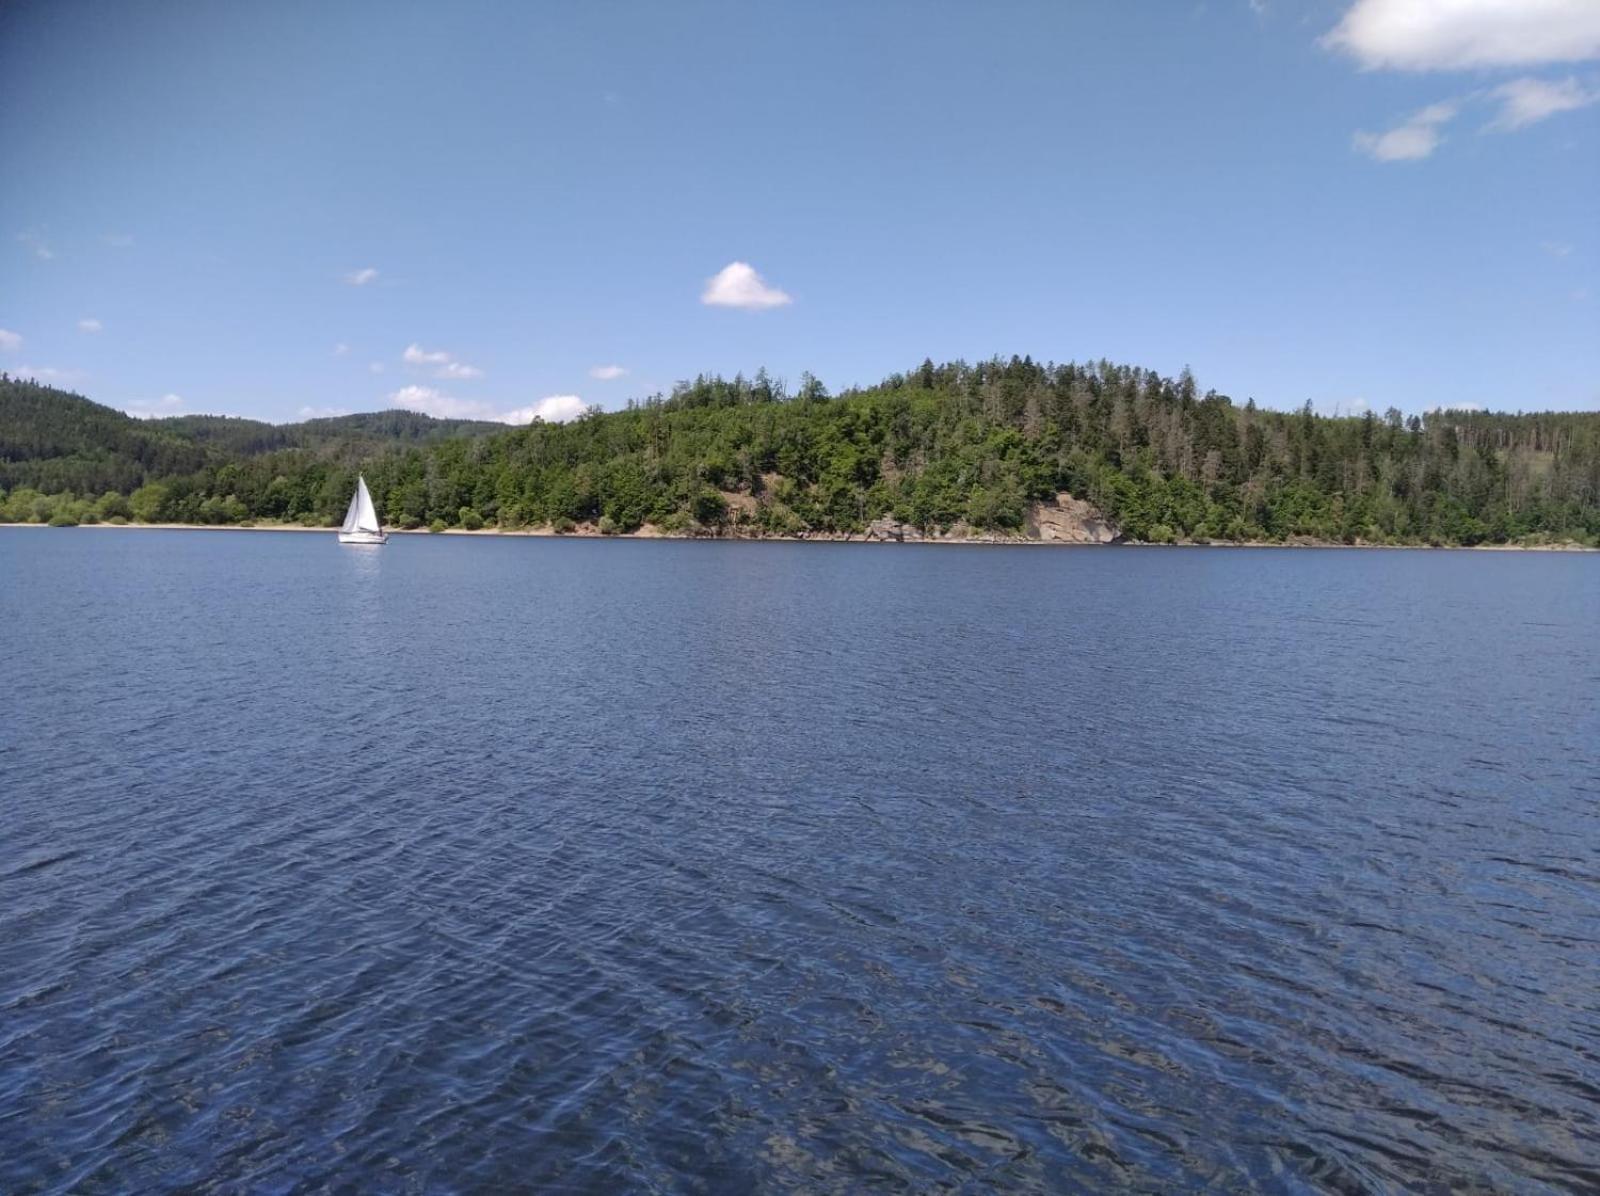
[1024,493,1121,544]
[864,517,923,542]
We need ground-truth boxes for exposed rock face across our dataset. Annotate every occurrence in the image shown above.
[1025,493,1121,544]
[865,517,922,542]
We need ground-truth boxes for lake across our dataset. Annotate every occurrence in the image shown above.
[2,528,1597,1192]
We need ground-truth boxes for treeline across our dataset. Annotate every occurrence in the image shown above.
[0,375,502,494]
[3,360,1597,545]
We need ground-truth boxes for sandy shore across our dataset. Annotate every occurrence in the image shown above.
[4,520,1595,550]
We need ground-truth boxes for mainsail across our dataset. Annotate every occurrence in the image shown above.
[341,476,381,535]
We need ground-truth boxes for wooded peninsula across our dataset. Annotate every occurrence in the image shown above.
[3,359,1597,546]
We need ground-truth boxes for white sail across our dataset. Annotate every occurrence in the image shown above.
[355,477,380,533]
[340,476,383,537]
[340,488,363,534]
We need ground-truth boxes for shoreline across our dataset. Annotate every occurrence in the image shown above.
[2,520,1594,551]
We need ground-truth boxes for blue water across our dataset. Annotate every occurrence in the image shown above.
[2,528,1597,1192]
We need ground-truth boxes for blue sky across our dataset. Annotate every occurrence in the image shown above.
[1,0,1596,424]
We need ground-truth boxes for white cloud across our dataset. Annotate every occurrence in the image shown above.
[403,342,483,379]
[18,231,53,260]
[343,267,379,286]
[125,393,186,419]
[1541,240,1575,257]
[502,395,587,424]
[103,233,134,248]
[701,261,793,309]
[589,364,628,380]
[1484,75,1599,130]
[333,342,350,356]
[368,361,385,374]
[1325,0,1600,72]
[1354,100,1458,160]
[0,328,21,351]
[78,318,103,333]
[389,384,463,417]
[298,405,351,419]
[402,343,451,365]
[388,385,585,424]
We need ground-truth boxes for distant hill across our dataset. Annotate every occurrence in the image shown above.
[0,376,502,492]
[158,410,506,457]
[0,379,212,493]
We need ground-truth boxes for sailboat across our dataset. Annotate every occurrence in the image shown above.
[338,475,388,545]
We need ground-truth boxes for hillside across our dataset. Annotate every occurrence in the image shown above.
[157,410,506,458]
[0,375,502,493]
[3,361,1597,545]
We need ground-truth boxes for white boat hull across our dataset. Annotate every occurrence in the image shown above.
[338,530,388,545]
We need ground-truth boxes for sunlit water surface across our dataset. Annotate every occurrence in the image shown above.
[2,529,1597,1192]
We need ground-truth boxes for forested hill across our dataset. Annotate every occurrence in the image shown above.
[0,376,503,494]
[2,360,1597,545]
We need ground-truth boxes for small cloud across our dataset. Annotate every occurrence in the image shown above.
[368,361,385,374]
[78,318,103,333]
[18,231,53,260]
[402,343,451,365]
[389,384,584,424]
[1324,0,1600,72]
[343,267,379,286]
[298,405,351,419]
[589,364,628,380]
[389,384,470,419]
[0,328,21,351]
[502,395,587,424]
[103,233,135,248]
[125,393,186,419]
[1354,100,1457,161]
[701,261,793,309]
[1484,76,1599,131]
[333,342,350,356]
[1573,287,1592,302]
[403,342,481,379]
[1541,240,1575,258]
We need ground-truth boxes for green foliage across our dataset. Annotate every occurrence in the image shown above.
[47,510,79,527]
[597,514,619,535]
[96,491,131,519]
[428,518,447,533]
[129,483,168,523]
[0,374,502,495]
[4,363,1598,546]
[692,488,728,526]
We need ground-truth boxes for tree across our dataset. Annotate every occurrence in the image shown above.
[130,483,169,523]
[692,488,728,526]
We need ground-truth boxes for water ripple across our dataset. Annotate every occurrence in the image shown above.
[2,531,1597,1191]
